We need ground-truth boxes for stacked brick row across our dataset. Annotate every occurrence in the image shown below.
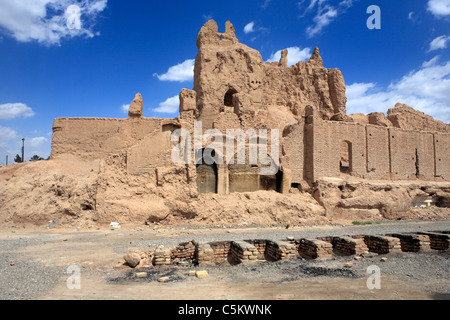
[297,238,333,260]
[209,241,232,261]
[152,247,172,266]
[230,241,259,263]
[417,232,449,250]
[389,233,431,252]
[196,243,215,265]
[170,241,196,265]
[324,236,369,256]
[124,231,449,269]
[363,235,402,254]
[265,240,297,261]
[244,240,267,259]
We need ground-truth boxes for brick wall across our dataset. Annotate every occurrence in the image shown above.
[435,133,450,180]
[306,117,449,182]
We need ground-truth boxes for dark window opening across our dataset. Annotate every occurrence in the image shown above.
[224,89,237,107]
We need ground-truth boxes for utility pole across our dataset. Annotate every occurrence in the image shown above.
[22,138,25,163]
[6,155,8,166]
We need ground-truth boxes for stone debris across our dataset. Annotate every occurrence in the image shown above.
[135,272,147,278]
[195,270,209,278]
[157,276,170,283]
[123,253,141,268]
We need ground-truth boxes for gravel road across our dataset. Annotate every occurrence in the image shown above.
[0,219,449,300]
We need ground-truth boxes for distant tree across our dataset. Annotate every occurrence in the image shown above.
[30,155,44,161]
[14,154,22,163]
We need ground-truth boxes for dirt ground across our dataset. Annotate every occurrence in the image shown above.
[0,220,449,301]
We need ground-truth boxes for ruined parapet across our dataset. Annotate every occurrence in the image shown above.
[368,112,393,127]
[387,103,450,133]
[179,88,197,125]
[278,49,288,67]
[193,20,350,130]
[308,47,323,68]
[179,89,197,113]
[196,19,238,49]
[128,93,143,118]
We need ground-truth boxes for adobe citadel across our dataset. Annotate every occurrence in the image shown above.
[1,20,449,228]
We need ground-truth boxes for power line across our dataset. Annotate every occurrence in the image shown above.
[0,145,10,154]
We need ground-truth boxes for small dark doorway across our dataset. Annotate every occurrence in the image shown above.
[340,141,352,174]
[196,148,218,194]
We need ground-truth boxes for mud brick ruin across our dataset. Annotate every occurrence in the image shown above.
[3,20,447,228]
[51,19,449,189]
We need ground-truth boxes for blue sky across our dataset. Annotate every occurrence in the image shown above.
[0,0,449,164]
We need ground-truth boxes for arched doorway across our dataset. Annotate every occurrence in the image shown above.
[196,148,218,194]
[224,88,237,107]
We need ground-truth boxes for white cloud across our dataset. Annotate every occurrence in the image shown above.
[429,35,450,51]
[26,136,49,148]
[299,0,357,38]
[346,57,450,123]
[0,103,35,120]
[422,55,440,67]
[262,0,271,9]
[0,0,107,46]
[339,0,355,8]
[306,6,338,38]
[266,47,312,66]
[153,96,179,114]
[244,22,256,34]
[0,130,51,163]
[408,11,414,20]
[427,0,450,17]
[202,14,213,21]
[121,104,130,114]
[0,126,18,140]
[154,59,195,82]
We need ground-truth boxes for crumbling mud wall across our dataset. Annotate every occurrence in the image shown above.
[192,20,348,132]
[283,114,450,183]
[312,177,450,222]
